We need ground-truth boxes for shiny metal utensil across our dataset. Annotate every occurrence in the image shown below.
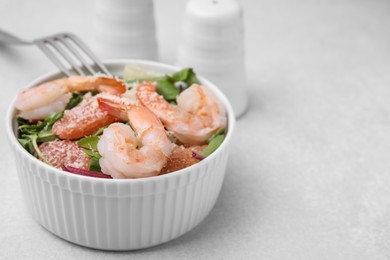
[0,29,111,77]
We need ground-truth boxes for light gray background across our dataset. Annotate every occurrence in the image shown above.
[1,0,390,259]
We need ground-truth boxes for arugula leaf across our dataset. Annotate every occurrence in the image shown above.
[134,68,199,101]
[78,136,99,151]
[122,67,200,101]
[200,134,225,157]
[30,134,50,164]
[78,136,103,172]
[42,112,63,128]
[16,117,30,126]
[18,124,41,135]
[172,68,200,86]
[154,68,200,101]
[207,127,225,144]
[17,111,63,164]
[37,129,58,143]
[18,138,33,152]
[88,157,102,172]
[65,92,83,110]
[81,148,101,159]
[18,112,63,135]
[156,76,179,101]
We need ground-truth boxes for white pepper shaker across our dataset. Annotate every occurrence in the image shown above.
[94,0,159,60]
[176,0,248,117]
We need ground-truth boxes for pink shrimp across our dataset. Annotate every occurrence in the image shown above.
[136,82,226,145]
[15,76,126,121]
[96,95,174,179]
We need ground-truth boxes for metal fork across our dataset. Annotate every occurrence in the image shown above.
[0,29,111,77]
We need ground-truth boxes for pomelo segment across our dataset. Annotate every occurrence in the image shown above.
[39,140,91,170]
[53,95,119,140]
[160,145,206,175]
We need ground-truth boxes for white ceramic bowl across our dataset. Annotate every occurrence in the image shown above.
[6,59,235,250]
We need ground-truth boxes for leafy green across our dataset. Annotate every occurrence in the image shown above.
[78,136,99,151]
[121,67,200,101]
[65,92,83,110]
[18,137,35,155]
[36,129,58,143]
[80,148,100,158]
[199,134,225,157]
[42,111,64,127]
[207,127,225,144]
[18,112,62,135]
[153,68,200,101]
[17,112,64,163]
[88,157,102,172]
[30,134,50,164]
[171,68,200,86]
[77,136,103,172]
[156,76,180,101]
[16,117,30,126]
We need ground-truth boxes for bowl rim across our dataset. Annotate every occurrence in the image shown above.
[6,59,236,184]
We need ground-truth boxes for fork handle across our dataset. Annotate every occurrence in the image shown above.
[0,29,31,45]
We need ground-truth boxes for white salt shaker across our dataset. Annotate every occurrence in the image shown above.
[176,0,248,117]
[94,0,159,60]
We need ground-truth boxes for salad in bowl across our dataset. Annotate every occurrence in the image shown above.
[15,64,227,179]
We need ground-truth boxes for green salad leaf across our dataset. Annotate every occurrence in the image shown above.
[207,127,225,144]
[154,68,200,101]
[156,76,179,101]
[17,111,64,163]
[196,127,226,158]
[78,136,99,151]
[88,157,102,172]
[171,68,200,86]
[78,136,103,172]
[199,134,225,157]
[121,67,200,101]
[65,92,83,110]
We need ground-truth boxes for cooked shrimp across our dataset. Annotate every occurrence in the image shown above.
[18,92,72,121]
[15,76,126,121]
[136,82,226,145]
[97,96,174,178]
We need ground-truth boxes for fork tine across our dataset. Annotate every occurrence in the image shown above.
[46,38,85,76]
[56,34,97,75]
[65,33,112,76]
[34,40,72,77]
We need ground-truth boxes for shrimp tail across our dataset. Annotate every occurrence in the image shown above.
[97,95,131,121]
[95,77,127,95]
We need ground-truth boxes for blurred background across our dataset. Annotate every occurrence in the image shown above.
[1,0,390,259]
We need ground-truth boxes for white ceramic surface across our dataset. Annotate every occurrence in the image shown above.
[6,60,235,251]
[94,0,159,60]
[176,0,248,118]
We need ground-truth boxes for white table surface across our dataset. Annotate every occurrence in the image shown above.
[1,0,390,259]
